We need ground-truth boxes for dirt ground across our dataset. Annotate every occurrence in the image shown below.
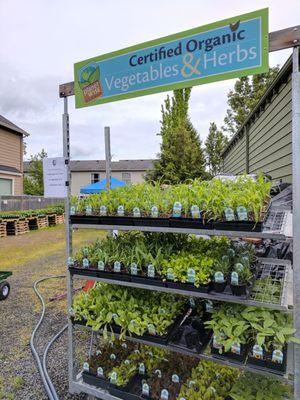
[0,225,105,400]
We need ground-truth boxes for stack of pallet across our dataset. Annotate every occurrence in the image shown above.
[47,214,57,227]
[55,214,65,225]
[15,218,29,235]
[27,216,38,231]
[0,220,7,238]
[37,215,49,229]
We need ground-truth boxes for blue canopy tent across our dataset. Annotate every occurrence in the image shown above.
[80,177,126,194]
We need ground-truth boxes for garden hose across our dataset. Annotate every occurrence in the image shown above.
[30,275,66,400]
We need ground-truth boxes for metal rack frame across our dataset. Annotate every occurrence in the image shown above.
[60,44,300,400]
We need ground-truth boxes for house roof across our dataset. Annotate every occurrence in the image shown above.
[0,115,28,136]
[0,165,21,174]
[24,159,155,173]
[221,55,293,158]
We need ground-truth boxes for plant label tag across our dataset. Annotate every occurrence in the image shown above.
[235,263,244,272]
[231,342,241,354]
[67,257,74,267]
[188,380,196,388]
[224,207,235,221]
[68,307,75,317]
[241,256,250,267]
[83,362,89,372]
[213,335,223,349]
[161,389,169,400]
[148,324,156,336]
[114,261,121,273]
[97,367,104,377]
[148,264,155,278]
[189,297,196,308]
[70,206,76,215]
[96,350,102,356]
[231,271,239,285]
[124,359,130,365]
[131,263,138,275]
[187,268,196,284]
[142,383,150,396]
[253,345,263,359]
[134,349,140,354]
[139,363,145,375]
[85,205,92,216]
[191,205,200,219]
[172,202,182,218]
[159,308,166,315]
[110,372,117,384]
[121,342,127,348]
[205,301,213,312]
[214,271,224,283]
[272,349,283,364]
[222,255,229,263]
[147,351,154,358]
[172,374,180,383]
[110,353,116,360]
[117,206,124,216]
[237,206,248,221]
[151,206,159,218]
[133,207,141,217]
[167,268,174,281]
[82,258,89,268]
[100,205,107,216]
[83,248,89,257]
[155,369,162,378]
[228,248,235,258]
[98,261,105,271]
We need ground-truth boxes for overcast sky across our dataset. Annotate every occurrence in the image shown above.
[0,0,298,161]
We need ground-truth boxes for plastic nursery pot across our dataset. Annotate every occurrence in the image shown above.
[265,345,287,373]
[108,374,143,400]
[82,371,109,390]
[221,344,249,363]
[247,349,267,368]
[165,280,210,294]
[212,280,227,293]
[230,283,247,296]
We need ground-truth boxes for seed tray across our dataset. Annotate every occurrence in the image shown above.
[109,375,143,400]
[213,220,262,232]
[70,215,101,224]
[82,371,109,390]
[100,216,133,225]
[169,218,213,229]
[132,217,170,227]
[130,274,165,287]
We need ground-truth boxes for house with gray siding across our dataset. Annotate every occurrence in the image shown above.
[222,55,293,183]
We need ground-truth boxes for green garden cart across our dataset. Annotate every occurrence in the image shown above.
[0,271,12,300]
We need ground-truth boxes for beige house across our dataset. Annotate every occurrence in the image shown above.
[0,115,27,195]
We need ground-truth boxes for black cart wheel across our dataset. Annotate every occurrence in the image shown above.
[0,281,10,300]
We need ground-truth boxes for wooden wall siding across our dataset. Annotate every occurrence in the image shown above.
[223,135,246,174]
[0,128,22,171]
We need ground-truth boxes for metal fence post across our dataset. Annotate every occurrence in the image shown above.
[292,45,300,400]
[105,127,111,190]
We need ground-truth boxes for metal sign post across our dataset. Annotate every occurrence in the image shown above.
[105,127,112,190]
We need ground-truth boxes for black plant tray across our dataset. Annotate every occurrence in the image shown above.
[96,269,131,282]
[132,217,170,227]
[109,375,143,400]
[82,371,109,390]
[100,216,133,226]
[210,283,250,300]
[69,266,98,277]
[213,220,262,232]
[169,217,213,229]
[211,343,248,364]
[165,280,210,293]
[265,346,287,373]
[130,274,165,287]
[70,215,101,224]
[247,354,267,368]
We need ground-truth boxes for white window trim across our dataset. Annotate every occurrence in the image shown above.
[0,170,21,177]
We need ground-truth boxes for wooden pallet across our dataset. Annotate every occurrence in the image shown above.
[55,214,65,225]
[15,218,29,235]
[0,221,7,238]
[27,216,38,230]
[47,214,57,226]
[37,215,48,229]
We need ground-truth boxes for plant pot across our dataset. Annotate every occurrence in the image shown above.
[230,283,247,296]
[82,371,109,390]
[165,281,210,293]
[265,346,287,373]
[247,349,267,368]
[212,281,227,293]
[68,266,98,278]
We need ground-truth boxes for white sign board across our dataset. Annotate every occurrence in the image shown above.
[43,157,67,198]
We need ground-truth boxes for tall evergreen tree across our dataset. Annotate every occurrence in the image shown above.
[148,88,207,183]
[205,123,228,176]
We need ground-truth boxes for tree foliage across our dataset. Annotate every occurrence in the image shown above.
[24,149,47,195]
[148,88,207,183]
[205,122,228,176]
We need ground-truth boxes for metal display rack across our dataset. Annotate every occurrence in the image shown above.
[60,43,300,400]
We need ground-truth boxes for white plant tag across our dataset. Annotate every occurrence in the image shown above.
[124,359,130,365]
[85,205,92,216]
[117,205,124,216]
[114,261,121,273]
[151,206,159,218]
[172,374,180,383]
[110,353,116,360]
[121,342,127,348]
[96,350,102,356]
[110,372,117,384]
[142,383,150,396]
[241,256,250,267]
[70,206,76,215]
[161,389,169,400]
[231,342,241,354]
[173,202,182,218]
[130,263,138,275]
[188,380,196,388]
[67,257,74,267]
[190,205,200,219]
[228,248,235,258]
[83,362,89,372]
[139,363,145,375]
[214,271,224,283]
[189,297,196,308]
[167,268,174,281]
[253,344,263,359]
[148,324,156,335]
[231,271,239,285]
[222,255,229,263]
[224,207,235,221]
[98,261,105,271]
[82,258,89,268]
[272,349,283,364]
[237,206,248,221]
[235,263,244,273]
[155,369,162,378]
[133,207,141,217]
[100,205,107,216]
[148,264,155,278]
[213,335,223,349]
[83,248,89,257]
[187,268,196,284]
[205,301,213,312]
[97,367,104,377]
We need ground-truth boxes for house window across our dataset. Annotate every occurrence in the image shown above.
[122,172,131,185]
[0,178,13,195]
[91,173,100,184]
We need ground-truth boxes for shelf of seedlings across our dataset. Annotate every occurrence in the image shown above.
[68,181,296,399]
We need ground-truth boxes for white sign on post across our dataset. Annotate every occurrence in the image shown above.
[43,157,67,198]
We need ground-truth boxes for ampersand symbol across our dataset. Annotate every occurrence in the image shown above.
[181,53,201,78]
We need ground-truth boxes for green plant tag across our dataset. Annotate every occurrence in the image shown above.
[213,335,223,349]
[110,353,116,360]
[98,261,105,271]
[187,268,196,284]
[214,271,224,283]
[172,374,180,383]
[117,205,124,216]
[231,342,241,355]
[114,261,121,273]
[110,372,117,384]
[272,349,283,364]
[236,205,248,221]
[205,301,213,312]
[252,344,263,359]
[151,206,158,218]
[148,324,156,335]
[70,206,76,215]
[224,207,235,221]
[172,202,182,218]
[161,389,169,400]
[231,271,239,285]
[83,362,89,372]
[130,263,138,275]
[133,207,141,217]
[139,363,145,375]
[67,257,74,267]
[97,367,104,377]
[82,258,89,268]
[100,205,107,216]
[85,205,92,216]
[167,268,174,281]
[190,205,200,219]
[148,264,155,278]
[142,383,150,396]
[235,263,244,272]
[155,369,162,378]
